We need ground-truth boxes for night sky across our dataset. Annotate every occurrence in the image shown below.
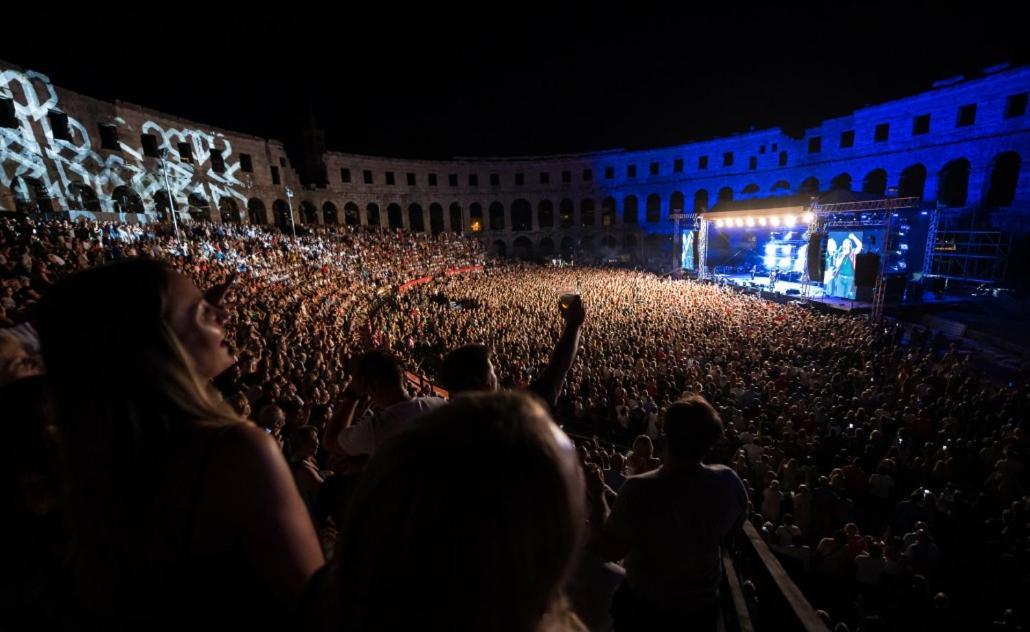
[2,2,1026,160]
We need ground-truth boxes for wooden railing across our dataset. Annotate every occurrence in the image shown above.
[721,522,829,632]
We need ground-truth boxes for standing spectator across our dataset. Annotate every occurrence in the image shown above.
[590,395,747,632]
[761,480,785,524]
[36,259,323,627]
[323,349,444,458]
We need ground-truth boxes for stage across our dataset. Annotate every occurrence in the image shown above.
[714,273,968,313]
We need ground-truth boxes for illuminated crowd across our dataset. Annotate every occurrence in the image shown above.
[1,216,1026,631]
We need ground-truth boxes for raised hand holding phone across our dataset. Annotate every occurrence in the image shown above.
[559,293,585,328]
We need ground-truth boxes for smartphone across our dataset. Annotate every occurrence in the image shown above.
[560,293,579,310]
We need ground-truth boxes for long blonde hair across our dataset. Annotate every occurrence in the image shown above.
[36,258,243,615]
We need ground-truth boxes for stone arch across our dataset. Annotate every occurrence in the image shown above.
[387,203,403,229]
[799,177,819,195]
[669,191,685,213]
[741,183,760,195]
[408,203,425,232]
[580,198,595,226]
[469,203,484,232]
[273,199,292,230]
[12,176,53,214]
[771,180,791,192]
[538,199,554,228]
[511,198,532,231]
[938,159,971,207]
[366,202,381,227]
[645,193,661,223]
[986,152,1021,207]
[247,198,268,224]
[717,187,733,203]
[429,203,445,234]
[601,196,616,226]
[219,197,241,223]
[623,195,639,224]
[449,202,463,232]
[322,201,339,225]
[492,240,507,257]
[539,236,556,257]
[559,198,574,228]
[829,173,852,191]
[899,164,927,199]
[188,191,211,221]
[112,185,145,214]
[861,169,887,196]
[300,200,318,224]
[69,181,102,213]
[344,201,360,226]
[489,201,505,231]
[693,189,709,212]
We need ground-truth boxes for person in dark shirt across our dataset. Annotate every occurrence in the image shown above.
[589,395,748,632]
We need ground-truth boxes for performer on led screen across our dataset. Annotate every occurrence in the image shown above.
[825,233,862,298]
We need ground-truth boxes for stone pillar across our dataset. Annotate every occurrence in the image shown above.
[967,161,990,208]
[922,169,939,204]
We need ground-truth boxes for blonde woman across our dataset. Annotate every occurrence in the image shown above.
[37,259,323,627]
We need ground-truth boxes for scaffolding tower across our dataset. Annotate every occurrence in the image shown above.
[924,208,1010,284]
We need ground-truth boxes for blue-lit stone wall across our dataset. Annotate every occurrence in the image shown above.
[3,57,1028,261]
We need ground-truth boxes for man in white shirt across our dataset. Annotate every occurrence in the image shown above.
[324,349,444,458]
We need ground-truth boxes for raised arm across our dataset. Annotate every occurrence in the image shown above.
[531,295,586,406]
[849,233,863,255]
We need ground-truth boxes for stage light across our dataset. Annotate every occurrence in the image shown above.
[758,216,768,226]
[745,217,755,227]
[802,211,815,223]
[784,215,797,227]
[770,216,781,227]
[715,219,724,227]
[734,217,744,227]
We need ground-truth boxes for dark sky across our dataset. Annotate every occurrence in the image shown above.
[2,2,1026,160]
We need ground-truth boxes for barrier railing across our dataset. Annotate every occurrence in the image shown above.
[722,522,829,632]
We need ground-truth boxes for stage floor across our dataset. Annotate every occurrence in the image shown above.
[719,274,824,297]
[716,274,967,312]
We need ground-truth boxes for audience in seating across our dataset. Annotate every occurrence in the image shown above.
[0,214,1026,631]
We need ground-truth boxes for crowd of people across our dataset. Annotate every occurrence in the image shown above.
[0,214,1027,631]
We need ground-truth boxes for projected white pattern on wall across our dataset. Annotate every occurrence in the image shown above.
[0,68,249,218]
